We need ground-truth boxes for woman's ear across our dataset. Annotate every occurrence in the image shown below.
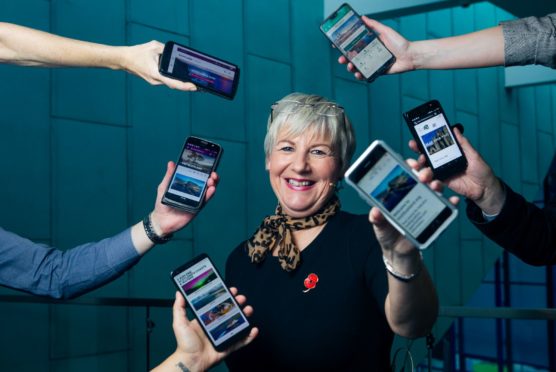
[265,157,270,171]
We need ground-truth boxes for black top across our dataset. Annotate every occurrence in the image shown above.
[467,181,556,265]
[225,211,392,371]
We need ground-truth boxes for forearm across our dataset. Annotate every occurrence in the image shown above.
[410,26,504,71]
[0,227,140,299]
[384,251,439,338]
[152,351,204,372]
[0,22,127,69]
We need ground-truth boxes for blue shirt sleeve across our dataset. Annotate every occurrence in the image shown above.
[0,227,141,299]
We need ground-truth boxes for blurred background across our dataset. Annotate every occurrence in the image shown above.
[0,0,555,371]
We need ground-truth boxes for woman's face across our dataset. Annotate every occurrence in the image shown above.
[267,127,341,218]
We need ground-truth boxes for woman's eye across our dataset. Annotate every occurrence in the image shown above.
[310,149,329,157]
[278,146,294,152]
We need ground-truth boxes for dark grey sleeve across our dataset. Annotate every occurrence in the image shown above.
[0,227,140,299]
[501,13,556,68]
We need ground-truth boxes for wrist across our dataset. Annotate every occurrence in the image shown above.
[383,251,423,282]
[143,213,173,245]
[475,177,506,215]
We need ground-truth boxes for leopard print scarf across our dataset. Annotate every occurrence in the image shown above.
[246,195,341,271]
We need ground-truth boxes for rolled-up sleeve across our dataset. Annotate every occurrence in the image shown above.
[501,13,556,69]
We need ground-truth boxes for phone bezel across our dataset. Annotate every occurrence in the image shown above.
[319,2,395,82]
[403,99,468,180]
[344,140,458,249]
[161,136,222,214]
[170,253,252,352]
[158,41,240,100]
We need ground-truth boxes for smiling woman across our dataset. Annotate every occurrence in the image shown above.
[220,92,439,371]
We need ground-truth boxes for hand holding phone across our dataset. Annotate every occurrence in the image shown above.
[345,140,458,249]
[320,3,395,82]
[158,41,240,99]
[162,136,223,214]
[403,100,468,180]
[171,254,253,352]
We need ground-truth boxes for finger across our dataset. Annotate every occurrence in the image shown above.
[417,166,434,183]
[418,154,427,166]
[449,195,460,206]
[242,305,254,317]
[234,294,247,306]
[452,126,476,158]
[226,327,259,354]
[172,291,189,330]
[354,71,363,80]
[338,55,347,64]
[369,206,386,225]
[408,139,420,154]
[361,16,391,35]
[158,76,198,91]
[157,161,175,197]
[347,62,356,72]
[429,179,444,192]
[206,172,220,187]
[229,287,238,296]
[406,158,419,170]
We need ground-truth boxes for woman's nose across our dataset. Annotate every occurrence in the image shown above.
[291,151,310,173]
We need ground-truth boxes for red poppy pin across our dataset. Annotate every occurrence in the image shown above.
[303,273,319,293]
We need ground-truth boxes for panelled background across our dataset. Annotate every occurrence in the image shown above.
[0,0,554,370]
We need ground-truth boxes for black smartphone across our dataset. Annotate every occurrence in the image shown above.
[171,253,252,352]
[345,140,458,249]
[162,136,222,213]
[403,100,468,180]
[320,3,395,82]
[158,41,240,100]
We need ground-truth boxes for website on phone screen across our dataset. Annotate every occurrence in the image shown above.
[168,44,236,95]
[174,258,249,346]
[414,113,462,168]
[357,152,445,237]
[323,6,391,78]
[168,143,217,202]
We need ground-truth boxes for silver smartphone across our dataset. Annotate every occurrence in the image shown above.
[345,140,458,249]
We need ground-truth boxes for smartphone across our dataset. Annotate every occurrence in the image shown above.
[158,41,240,100]
[345,140,458,249]
[403,100,468,180]
[162,136,222,213]
[320,3,395,82]
[171,253,252,352]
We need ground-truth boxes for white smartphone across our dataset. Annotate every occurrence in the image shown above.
[345,140,458,249]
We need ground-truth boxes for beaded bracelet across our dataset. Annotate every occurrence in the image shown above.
[382,253,423,283]
[142,213,173,245]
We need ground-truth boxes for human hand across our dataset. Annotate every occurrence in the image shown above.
[150,161,219,236]
[121,40,198,91]
[337,16,414,80]
[408,127,505,215]
[165,289,258,372]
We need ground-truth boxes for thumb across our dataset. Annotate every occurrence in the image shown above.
[361,16,390,35]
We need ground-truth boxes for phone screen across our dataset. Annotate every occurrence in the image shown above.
[164,137,220,210]
[352,144,453,244]
[172,256,250,348]
[162,43,239,98]
[321,4,393,80]
[412,108,463,169]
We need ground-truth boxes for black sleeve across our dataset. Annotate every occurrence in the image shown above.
[467,181,556,265]
[347,215,388,316]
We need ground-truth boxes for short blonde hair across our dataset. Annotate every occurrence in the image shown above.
[264,92,356,176]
